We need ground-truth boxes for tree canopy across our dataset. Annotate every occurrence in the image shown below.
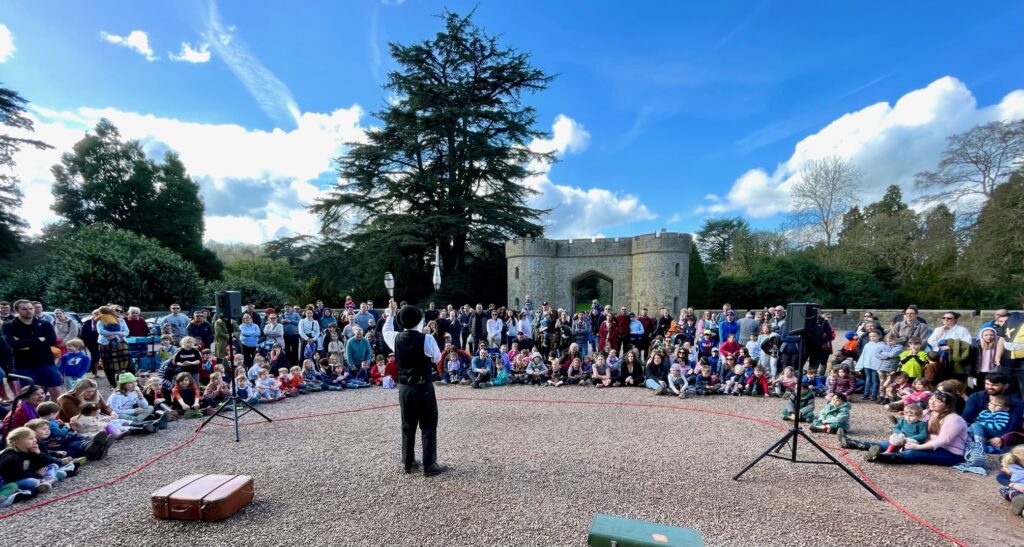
[50,119,222,279]
[312,10,550,304]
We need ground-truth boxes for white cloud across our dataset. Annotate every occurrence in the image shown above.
[169,41,211,63]
[525,115,656,238]
[698,76,1024,218]
[12,106,652,244]
[0,23,14,63]
[100,30,158,61]
[203,1,300,127]
[13,104,366,242]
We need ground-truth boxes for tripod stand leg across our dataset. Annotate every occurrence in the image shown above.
[797,430,883,499]
[733,431,797,481]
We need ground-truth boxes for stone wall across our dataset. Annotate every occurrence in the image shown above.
[505,232,692,312]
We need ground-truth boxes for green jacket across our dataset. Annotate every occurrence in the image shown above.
[813,401,850,430]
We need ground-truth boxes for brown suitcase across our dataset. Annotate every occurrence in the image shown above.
[152,474,254,521]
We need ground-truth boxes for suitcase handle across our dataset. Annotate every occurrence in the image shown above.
[171,507,190,513]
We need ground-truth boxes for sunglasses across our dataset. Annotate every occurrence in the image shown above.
[942,316,954,320]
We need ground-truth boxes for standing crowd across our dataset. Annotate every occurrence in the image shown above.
[0,296,1022,517]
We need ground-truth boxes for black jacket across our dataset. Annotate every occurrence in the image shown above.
[0,447,60,482]
[2,318,57,370]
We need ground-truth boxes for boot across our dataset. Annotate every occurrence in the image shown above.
[423,464,448,477]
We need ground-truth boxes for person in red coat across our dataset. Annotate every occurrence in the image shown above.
[615,306,631,353]
[598,317,619,353]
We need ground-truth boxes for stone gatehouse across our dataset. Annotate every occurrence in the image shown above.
[505,231,693,313]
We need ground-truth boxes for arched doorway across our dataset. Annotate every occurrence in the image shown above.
[572,271,613,313]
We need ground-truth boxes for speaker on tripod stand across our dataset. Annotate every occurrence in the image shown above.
[203,291,271,441]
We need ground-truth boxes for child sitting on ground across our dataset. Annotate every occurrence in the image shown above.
[722,363,745,396]
[58,338,90,390]
[302,360,324,391]
[171,372,203,417]
[882,404,928,453]
[23,420,77,478]
[0,427,65,494]
[565,357,584,385]
[810,392,850,435]
[803,368,826,397]
[887,377,931,413]
[445,351,467,384]
[234,374,260,405]
[781,385,815,423]
[997,446,1024,516]
[256,368,284,402]
[898,336,927,379]
[35,402,106,461]
[744,366,771,397]
[526,352,549,385]
[970,395,1013,454]
[666,364,688,398]
[547,357,565,387]
[693,366,718,395]
[829,364,856,399]
[74,402,134,439]
[772,366,799,398]
[284,366,308,395]
[247,355,263,383]
[201,372,232,409]
[590,354,612,388]
[355,361,372,384]
[880,371,910,407]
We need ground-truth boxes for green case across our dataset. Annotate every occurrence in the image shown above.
[588,514,705,547]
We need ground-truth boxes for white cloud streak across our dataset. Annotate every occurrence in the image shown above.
[202,0,300,127]
[0,23,14,63]
[698,76,1024,218]
[100,30,158,61]
[169,41,211,63]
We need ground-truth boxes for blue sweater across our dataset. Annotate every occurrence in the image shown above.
[963,391,1022,434]
[58,351,91,378]
[974,410,1011,437]
[239,323,261,348]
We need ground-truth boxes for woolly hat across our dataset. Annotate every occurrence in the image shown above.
[670,363,684,373]
[117,372,138,386]
[396,305,423,329]
[844,331,857,341]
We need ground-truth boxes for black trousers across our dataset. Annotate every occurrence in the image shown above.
[399,382,438,468]
[284,334,300,367]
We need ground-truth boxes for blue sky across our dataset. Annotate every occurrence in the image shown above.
[2,0,1022,243]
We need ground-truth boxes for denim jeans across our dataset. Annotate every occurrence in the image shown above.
[872,442,963,465]
[645,378,663,391]
[863,369,879,399]
[117,405,154,423]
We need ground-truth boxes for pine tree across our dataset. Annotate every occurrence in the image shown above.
[0,85,52,258]
[312,10,551,285]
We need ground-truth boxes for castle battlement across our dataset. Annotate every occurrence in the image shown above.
[506,232,692,258]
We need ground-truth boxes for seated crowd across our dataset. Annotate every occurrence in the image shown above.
[0,297,1022,517]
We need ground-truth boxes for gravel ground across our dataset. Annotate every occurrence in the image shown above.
[0,385,1018,546]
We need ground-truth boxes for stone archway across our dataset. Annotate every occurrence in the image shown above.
[572,271,613,313]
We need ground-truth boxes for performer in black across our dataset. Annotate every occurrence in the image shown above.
[383,302,446,476]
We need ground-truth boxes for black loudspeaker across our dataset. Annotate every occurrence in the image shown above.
[215,291,242,320]
[786,302,820,336]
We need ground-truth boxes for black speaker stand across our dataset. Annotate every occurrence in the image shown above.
[200,317,272,441]
[732,327,881,500]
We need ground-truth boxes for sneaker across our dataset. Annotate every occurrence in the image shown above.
[782,391,793,401]
[866,445,881,462]
[653,385,665,396]
[154,410,170,430]
[836,427,849,449]
[964,440,985,467]
[72,457,88,467]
